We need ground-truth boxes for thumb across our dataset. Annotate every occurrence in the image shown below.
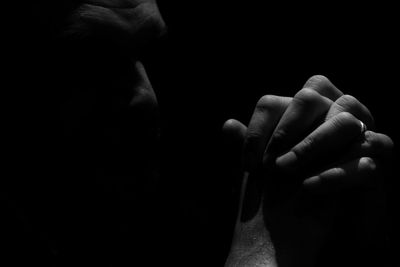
[222,119,247,222]
[222,118,247,194]
[222,119,264,223]
[222,119,247,149]
[222,119,247,179]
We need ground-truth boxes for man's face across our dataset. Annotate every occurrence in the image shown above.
[15,2,168,261]
[30,1,167,179]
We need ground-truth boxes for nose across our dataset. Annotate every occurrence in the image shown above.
[129,61,158,114]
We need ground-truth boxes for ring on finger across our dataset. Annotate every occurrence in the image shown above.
[360,120,367,134]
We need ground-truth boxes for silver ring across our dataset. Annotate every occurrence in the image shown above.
[360,120,367,134]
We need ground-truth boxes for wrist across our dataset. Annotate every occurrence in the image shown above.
[225,213,277,267]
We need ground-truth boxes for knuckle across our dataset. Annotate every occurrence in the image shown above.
[334,111,359,129]
[336,95,374,127]
[295,135,316,155]
[336,94,360,109]
[271,128,287,144]
[365,131,380,151]
[223,119,237,128]
[245,130,262,143]
[245,127,265,147]
[244,132,264,157]
[367,132,394,155]
[359,157,377,172]
[365,132,383,152]
[267,128,288,154]
[386,138,394,153]
[294,87,321,106]
[222,119,238,132]
[305,75,330,88]
[256,95,281,111]
[379,133,394,151]
[329,167,346,177]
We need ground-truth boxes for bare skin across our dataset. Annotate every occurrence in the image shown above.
[223,76,393,267]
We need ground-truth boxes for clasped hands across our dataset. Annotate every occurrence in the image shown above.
[224,75,393,267]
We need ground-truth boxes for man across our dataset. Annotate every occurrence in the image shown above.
[7,0,167,265]
[4,1,394,266]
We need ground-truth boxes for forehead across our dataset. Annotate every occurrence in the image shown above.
[32,1,160,30]
[32,0,165,50]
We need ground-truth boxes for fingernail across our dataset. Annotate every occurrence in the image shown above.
[276,151,297,170]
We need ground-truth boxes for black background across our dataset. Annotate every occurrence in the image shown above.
[155,2,399,266]
[3,1,399,266]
